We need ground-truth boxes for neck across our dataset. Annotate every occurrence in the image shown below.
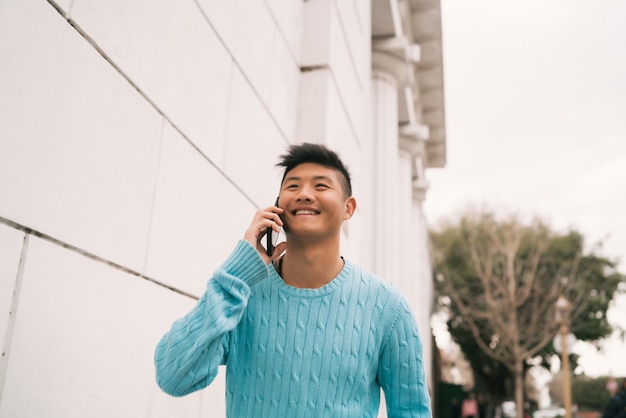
[277,239,344,289]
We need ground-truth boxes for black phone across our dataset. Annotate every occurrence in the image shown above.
[266,226,274,257]
[266,197,280,256]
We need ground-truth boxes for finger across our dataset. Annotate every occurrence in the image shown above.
[270,242,288,261]
[263,208,284,228]
[251,209,280,231]
[243,207,285,255]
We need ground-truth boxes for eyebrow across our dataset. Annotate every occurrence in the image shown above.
[283,175,335,183]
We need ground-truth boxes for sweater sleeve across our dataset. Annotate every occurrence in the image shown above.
[154,240,268,397]
[378,298,432,418]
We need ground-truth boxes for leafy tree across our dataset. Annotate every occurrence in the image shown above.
[431,210,624,418]
[552,375,612,411]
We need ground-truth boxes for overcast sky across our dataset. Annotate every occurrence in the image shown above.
[425,0,626,378]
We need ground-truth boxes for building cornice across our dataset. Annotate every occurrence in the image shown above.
[372,0,446,169]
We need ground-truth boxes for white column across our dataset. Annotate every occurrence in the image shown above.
[397,149,414,291]
[370,71,400,282]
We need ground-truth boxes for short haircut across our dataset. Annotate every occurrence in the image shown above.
[276,143,352,197]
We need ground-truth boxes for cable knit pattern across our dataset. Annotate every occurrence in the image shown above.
[155,240,431,418]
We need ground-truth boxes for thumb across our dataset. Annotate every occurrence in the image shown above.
[271,241,288,260]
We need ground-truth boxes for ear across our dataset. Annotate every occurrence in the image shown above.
[343,196,357,220]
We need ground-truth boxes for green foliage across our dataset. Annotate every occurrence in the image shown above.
[571,376,613,411]
[431,210,625,400]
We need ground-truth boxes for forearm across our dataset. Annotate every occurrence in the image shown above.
[154,240,268,396]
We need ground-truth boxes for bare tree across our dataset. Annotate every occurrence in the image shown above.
[432,212,593,418]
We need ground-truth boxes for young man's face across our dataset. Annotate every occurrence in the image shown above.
[277,162,356,240]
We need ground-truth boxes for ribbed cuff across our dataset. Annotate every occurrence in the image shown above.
[219,240,269,288]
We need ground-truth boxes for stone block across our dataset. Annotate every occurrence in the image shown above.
[264,0,304,61]
[0,237,207,417]
[300,0,332,67]
[297,69,331,141]
[222,67,288,207]
[0,0,162,272]
[268,34,301,141]
[0,224,24,357]
[144,121,256,296]
[196,0,277,105]
[70,0,233,168]
[334,0,371,87]
[300,0,370,147]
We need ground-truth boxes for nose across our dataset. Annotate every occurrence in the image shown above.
[295,184,314,202]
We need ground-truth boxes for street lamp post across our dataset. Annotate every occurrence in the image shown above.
[555,295,572,418]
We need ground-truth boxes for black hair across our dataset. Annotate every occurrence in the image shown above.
[276,142,352,197]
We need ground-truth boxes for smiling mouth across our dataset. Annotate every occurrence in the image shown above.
[293,209,319,215]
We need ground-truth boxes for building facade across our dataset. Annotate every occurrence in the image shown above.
[0,0,445,415]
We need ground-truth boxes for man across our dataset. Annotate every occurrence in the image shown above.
[602,379,626,418]
[154,143,432,417]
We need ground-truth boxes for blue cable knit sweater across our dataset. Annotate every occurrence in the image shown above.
[155,240,431,417]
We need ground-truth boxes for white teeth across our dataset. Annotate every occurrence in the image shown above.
[295,210,317,215]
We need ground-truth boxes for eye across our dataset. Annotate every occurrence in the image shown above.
[315,183,329,189]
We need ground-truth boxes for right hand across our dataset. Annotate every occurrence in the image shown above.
[244,205,287,264]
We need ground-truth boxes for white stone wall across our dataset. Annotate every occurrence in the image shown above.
[0,0,439,415]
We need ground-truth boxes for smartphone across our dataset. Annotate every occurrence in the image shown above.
[266,197,280,256]
[266,226,275,256]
